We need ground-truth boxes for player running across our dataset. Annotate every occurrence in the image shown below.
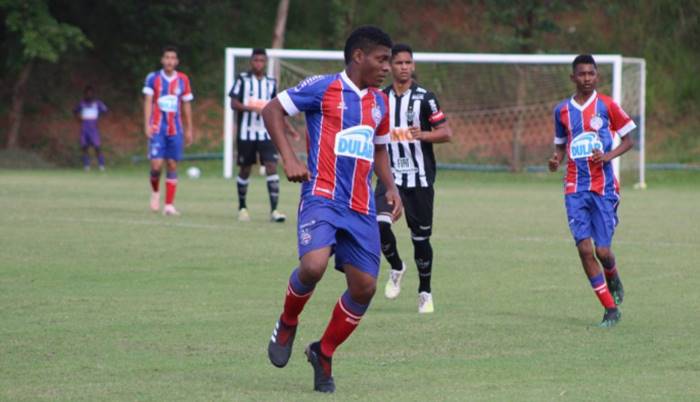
[73,85,108,171]
[229,48,299,222]
[376,44,452,313]
[548,54,635,328]
[142,45,194,216]
[262,26,402,393]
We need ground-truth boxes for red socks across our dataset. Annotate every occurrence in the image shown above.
[319,291,368,357]
[165,171,177,205]
[590,272,616,309]
[280,268,315,326]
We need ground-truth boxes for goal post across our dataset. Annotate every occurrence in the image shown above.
[223,48,646,187]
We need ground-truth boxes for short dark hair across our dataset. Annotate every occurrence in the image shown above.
[572,54,596,71]
[344,25,393,64]
[162,45,179,56]
[252,48,267,57]
[392,43,413,58]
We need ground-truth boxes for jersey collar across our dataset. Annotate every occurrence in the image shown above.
[340,70,368,97]
[570,90,597,111]
[160,69,179,82]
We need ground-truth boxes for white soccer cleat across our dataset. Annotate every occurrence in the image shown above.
[150,192,160,212]
[418,292,434,314]
[238,208,251,222]
[270,209,286,223]
[163,204,180,216]
[384,263,406,300]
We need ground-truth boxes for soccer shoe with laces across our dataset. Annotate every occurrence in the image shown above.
[418,291,434,314]
[267,317,297,368]
[384,263,406,299]
[163,204,180,216]
[305,341,335,393]
[608,277,625,305]
[150,192,160,212]
[598,308,622,328]
[270,209,287,223]
[237,208,251,222]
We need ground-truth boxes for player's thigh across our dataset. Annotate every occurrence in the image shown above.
[374,180,394,225]
[298,199,339,273]
[565,192,594,245]
[335,214,381,279]
[149,133,167,160]
[258,140,279,165]
[236,140,257,166]
[590,195,618,247]
[163,135,183,161]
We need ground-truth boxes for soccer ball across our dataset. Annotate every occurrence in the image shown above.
[187,166,201,179]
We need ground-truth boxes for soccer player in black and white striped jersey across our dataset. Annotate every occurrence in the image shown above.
[229,48,300,222]
[375,44,452,313]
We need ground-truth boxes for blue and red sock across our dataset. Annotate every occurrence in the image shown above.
[281,268,315,326]
[320,290,369,357]
[589,272,616,309]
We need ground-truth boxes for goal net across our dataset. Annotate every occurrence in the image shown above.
[223,49,646,188]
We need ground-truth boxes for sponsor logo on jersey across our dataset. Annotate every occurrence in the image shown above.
[390,127,413,142]
[334,125,374,162]
[157,95,179,113]
[569,132,603,160]
[81,105,99,120]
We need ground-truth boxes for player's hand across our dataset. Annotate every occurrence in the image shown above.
[185,130,194,146]
[408,126,422,141]
[385,187,403,222]
[548,153,560,172]
[283,158,310,183]
[144,125,153,139]
[591,149,608,164]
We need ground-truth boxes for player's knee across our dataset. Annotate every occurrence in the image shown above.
[264,163,277,176]
[576,240,595,260]
[238,166,252,179]
[298,260,326,284]
[348,281,376,304]
[595,247,614,266]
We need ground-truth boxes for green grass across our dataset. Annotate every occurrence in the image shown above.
[1,168,699,401]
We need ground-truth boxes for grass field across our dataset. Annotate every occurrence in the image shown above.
[1,167,699,401]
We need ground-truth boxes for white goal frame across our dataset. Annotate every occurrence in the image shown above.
[223,48,646,187]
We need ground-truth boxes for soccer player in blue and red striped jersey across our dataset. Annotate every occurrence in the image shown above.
[142,46,194,216]
[262,26,402,393]
[549,54,636,328]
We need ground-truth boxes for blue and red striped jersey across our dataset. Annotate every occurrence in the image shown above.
[278,71,390,215]
[142,70,193,136]
[553,91,636,196]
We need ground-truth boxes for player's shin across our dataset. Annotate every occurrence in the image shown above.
[266,174,280,211]
[412,236,433,293]
[319,290,369,358]
[150,169,161,192]
[165,171,178,205]
[236,176,249,210]
[379,220,403,271]
[281,268,315,326]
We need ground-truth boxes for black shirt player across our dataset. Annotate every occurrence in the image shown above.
[375,43,452,313]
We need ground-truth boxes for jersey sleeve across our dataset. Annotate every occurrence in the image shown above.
[374,92,390,144]
[608,101,636,137]
[277,75,327,116]
[228,75,244,102]
[553,105,567,145]
[181,74,194,102]
[422,92,447,128]
[142,72,155,96]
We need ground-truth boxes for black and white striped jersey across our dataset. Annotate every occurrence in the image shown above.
[229,71,277,141]
[383,82,447,188]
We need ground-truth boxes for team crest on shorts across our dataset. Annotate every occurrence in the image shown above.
[300,228,312,245]
[590,115,603,131]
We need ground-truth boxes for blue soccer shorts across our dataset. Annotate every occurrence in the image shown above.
[565,191,619,247]
[297,197,381,278]
[149,132,183,161]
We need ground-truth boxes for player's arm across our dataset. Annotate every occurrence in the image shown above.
[182,101,193,146]
[549,144,567,172]
[283,118,301,141]
[592,101,636,164]
[592,134,633,164]
[143,95,153,138]
[410,92,451,143]
[374,144,402,221]
[412,121,452,143]
[262,98,309,182]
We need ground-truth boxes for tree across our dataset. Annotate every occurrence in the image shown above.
[1,0,90,148]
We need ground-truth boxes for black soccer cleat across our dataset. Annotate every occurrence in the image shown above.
[305,341,335,393]
[608,276,625,306]
[267,317,297,368]
[598,308,622,328]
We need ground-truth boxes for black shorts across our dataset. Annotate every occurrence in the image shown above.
[236,139,278,166]
[375,180,434,239]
